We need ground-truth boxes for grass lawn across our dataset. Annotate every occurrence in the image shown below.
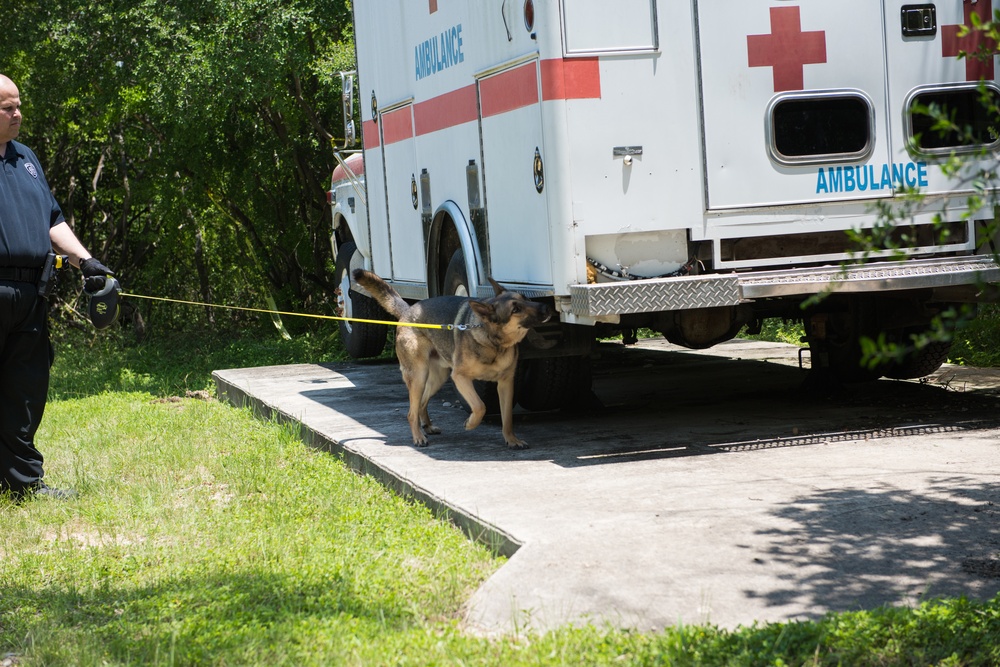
[1,324,998,665]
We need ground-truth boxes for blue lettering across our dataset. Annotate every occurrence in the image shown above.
[829,166,843,192]
[413,24,465,81]
[816,168,828,193]
[815,161,931,195]
[880,163,892,190]
[892,163,904,188]
[867,164,879,190]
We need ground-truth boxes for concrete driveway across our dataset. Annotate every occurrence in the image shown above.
[213,339,1000,633]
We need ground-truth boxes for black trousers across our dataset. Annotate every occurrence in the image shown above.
[0,280,52,495]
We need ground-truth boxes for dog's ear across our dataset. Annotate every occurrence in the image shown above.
[468,299,495,320]
[487,277,507,296]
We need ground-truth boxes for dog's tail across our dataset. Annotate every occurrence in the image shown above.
[352,269,409,319]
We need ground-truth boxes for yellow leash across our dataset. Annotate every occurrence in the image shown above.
[118,292,470,330]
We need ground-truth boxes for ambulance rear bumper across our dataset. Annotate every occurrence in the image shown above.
[568,256,1000,316]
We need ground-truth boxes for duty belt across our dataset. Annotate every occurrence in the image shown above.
[0,267,43,283]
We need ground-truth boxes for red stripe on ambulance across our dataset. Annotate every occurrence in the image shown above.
[414,84,478,134]
[480,63,539,117]
[363,58,601,148]
[380,106,415,146]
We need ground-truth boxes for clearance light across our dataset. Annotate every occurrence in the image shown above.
[523,0,534,32]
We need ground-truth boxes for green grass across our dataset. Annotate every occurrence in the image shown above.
[948,303,1000,367]
[1,324,999,665]
[743,304,1000,368]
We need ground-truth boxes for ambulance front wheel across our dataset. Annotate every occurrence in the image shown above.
[334,241,388,359]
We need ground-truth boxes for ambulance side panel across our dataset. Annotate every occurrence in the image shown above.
[553,0,705,290]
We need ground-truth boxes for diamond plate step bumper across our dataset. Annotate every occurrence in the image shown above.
[569,256,1000,316]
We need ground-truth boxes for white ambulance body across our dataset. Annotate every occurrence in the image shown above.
[332,0,1000,403]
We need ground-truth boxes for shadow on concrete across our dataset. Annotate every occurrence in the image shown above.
[298,343,1000,470]
[744,478,1000,617]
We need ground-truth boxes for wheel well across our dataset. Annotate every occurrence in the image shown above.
[333,214,354,254]
[430,214,462,296]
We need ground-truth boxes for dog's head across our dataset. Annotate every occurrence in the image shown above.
[468,280,553,346]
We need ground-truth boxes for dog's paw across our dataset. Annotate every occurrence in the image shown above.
[423,424,442,435]
[464,415,483,431]
[504,438,529,450]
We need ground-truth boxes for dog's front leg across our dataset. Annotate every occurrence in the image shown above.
[497,373,527,449]
[452,374,486,432]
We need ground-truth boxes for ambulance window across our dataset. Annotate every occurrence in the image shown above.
[767,92,874,165]
[906,84,1000,155]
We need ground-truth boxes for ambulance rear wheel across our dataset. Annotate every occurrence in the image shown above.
[882,327,953,380]
[516,356,593,412]
[334,241,388,359]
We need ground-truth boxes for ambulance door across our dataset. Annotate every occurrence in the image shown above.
[478,60,553,285]
[698,2,893,209]
[378,102,425,282]
[885,0,1000,196]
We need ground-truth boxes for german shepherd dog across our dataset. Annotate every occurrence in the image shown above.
[352,269,553,448]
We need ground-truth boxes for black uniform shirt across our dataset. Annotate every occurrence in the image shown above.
[0,140,64,268]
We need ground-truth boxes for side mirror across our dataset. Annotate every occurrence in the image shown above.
[341,71,357,147]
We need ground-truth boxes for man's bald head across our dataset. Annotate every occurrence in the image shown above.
[0,74,21,150]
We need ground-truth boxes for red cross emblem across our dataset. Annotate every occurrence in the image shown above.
[429,0,438,13]
[942,1,998,81]
[747,6,827,92]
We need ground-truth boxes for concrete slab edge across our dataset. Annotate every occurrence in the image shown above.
[212,371,522,559]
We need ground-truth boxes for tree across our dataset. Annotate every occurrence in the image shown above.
[4,0,356,333]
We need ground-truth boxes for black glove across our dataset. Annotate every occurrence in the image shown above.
[80,257,114,294]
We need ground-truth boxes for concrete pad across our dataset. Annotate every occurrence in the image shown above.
[213,339,1000,633]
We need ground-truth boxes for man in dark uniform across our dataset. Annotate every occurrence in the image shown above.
[0,73,113,500]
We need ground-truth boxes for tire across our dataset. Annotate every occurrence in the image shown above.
[442,249,470,297]
[824,335,883,383]
[883,334,952,380]
[334,241,388,359]
[815,308,884,384]
[516,356,593,412]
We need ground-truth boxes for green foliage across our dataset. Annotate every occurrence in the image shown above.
[744,319,806,347]
[3,0,355,331]
[948,303,1000,367]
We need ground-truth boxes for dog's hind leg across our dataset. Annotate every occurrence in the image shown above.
[400,365,432,446]
[418,362,449,436]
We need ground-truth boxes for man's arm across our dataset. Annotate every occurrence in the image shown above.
[49,221,93,268]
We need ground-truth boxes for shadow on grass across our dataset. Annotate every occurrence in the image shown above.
[48,327,354,399]
[0,568,409,663]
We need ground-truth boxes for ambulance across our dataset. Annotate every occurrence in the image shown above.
[330,0,1000,408]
